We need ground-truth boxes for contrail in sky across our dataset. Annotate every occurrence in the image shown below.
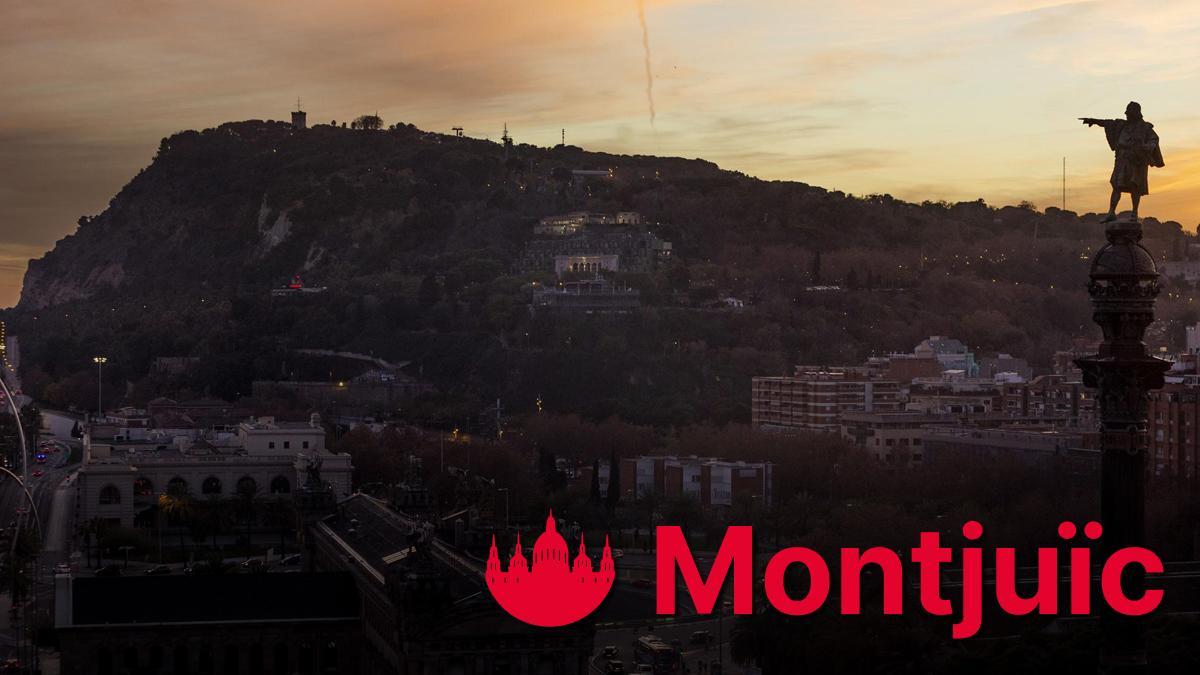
[636,0,656,128]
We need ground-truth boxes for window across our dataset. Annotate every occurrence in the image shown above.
[99,485,121,505]
[268,441,276,449]
[302,441,309,449]
[270,476,291,494]
[167,476,189,496]
[237,476,258,496]
[202,476,222,495]
[283,441,290,450]
[133,477,154,497]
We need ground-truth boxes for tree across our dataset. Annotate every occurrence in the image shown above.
[589,459,602,504]
[353,114,383,130]
[606,448,621,513]
[158,491,194,559]
[260,498,299,557]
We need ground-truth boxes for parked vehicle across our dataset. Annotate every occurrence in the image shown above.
[95,564,122,577]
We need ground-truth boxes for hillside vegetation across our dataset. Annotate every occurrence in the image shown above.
[7,119,1197,426]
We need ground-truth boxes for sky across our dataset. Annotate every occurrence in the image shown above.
[3,0,1200,307]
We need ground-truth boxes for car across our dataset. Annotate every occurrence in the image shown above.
[95,564,122,577]
[604,661,625,674]
[634,666,654,674]
[611,548,625,559]
[32,470,44,478]
[240,558,270,572]
[280,553,303,566]
[669,638,682,650]
[184,561,214,575]
[14,507,27,515]
[690,630,712,645]
[144,565,171,576]
[54,563,71,575]
[601,646,619,659]
[632,578,654,589]
[1,658,21,673]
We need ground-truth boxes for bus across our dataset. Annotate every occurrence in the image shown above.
[632,636,680,674]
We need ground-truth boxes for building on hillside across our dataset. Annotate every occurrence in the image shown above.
[839,411,955,464]
[918,426,1091,468]
[519,211,671,275]
[875,353,943,383]
[532,211,641,236]
[1053,337,1100,377]
[1160,260,1200,283]
[554,254,620,277]
[271,274,327,296]
[979,353,1033,380]
[1147,355,1200,480]
[998,375,1095,426]
[751,365,902,432]
[914,335,979,376]
[77,414,352,530]
[1187,322,1200,356]
[578,455,773,508]
[56,573,359,675]
[531,277,640,313]
[309,494,594,674]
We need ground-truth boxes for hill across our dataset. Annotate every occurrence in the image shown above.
[6,118,1197,427]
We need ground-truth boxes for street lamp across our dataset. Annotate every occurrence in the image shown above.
[92,356,107,420]
[497,487,510,531]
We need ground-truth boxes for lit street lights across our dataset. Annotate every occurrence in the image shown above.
[93,356,107,420]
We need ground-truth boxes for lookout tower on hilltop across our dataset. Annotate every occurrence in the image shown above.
[291,98,307,130]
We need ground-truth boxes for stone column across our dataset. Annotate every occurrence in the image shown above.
[1076,219,1169,673]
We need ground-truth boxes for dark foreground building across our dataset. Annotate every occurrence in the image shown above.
[310,494,595,674]
[55,573,361,675]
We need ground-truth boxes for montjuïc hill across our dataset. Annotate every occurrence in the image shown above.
[5,117,1197,426]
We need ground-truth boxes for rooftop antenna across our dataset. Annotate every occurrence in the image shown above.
[452,126,464,138]
[561,128,566,147]
[296,97,303,112]
[1062,156,1067,211]
[502,123,513,161]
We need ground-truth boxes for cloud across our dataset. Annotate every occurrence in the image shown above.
[4,0,1200,305]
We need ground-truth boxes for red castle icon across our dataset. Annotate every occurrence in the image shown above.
[486,510,615,627]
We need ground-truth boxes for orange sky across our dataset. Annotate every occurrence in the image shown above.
[3,0,1199,307]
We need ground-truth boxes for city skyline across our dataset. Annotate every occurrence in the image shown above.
[4,0,1200,307]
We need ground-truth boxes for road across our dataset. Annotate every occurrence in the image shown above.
[1,434,80,670]
[591,612,737,674]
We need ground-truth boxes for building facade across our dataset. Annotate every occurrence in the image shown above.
[580,455,773,508]
[752,366,902,432]
[77,415,353,530]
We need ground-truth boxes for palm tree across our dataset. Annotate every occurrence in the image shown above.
[234,480,262,556]
[158,492,194,560]
[77,518,105,568]
[260,498,298,558]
